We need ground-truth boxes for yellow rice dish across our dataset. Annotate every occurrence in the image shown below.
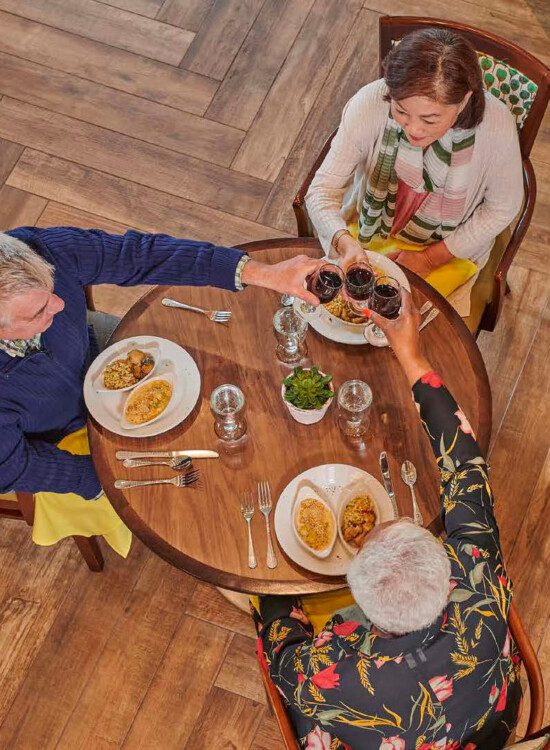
[124,379,173,425]
[295,498,334,552]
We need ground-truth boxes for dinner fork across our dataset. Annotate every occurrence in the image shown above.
[122,456,193,470]
[161,298,231,324]
[240,491,257,569]
[257,481,277,569]
[114,469,200,490]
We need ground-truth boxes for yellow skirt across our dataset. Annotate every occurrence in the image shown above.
[1,427,132,558]
[349,222,477,299]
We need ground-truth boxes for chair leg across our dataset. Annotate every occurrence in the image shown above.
[72,535,104,572]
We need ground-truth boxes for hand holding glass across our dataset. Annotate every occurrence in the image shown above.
[300,264,344,315]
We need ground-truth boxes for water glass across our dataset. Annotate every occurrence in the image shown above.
[273,307,308,364]
[337,380,373,438]
[210,384,247,442]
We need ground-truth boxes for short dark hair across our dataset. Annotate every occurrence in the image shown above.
[383,28,485,129]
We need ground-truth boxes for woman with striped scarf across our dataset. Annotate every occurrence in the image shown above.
[305,28,523,317]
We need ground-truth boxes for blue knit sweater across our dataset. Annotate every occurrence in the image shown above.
[0,227,244,499]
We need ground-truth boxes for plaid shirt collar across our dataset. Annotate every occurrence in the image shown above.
[0,333,42,358]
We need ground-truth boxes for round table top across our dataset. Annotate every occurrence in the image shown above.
[88,238,491,595]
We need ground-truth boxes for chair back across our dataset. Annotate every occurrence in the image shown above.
[259,659,300,750]
[379,16,550,158]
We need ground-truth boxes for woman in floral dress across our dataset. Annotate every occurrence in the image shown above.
[253,293,521,749]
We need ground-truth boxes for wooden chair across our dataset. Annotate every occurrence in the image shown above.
[292,16,550,335]
[0,492,104,571]
[258,601,544,749]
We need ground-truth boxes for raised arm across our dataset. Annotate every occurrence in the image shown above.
[365,293,502,559]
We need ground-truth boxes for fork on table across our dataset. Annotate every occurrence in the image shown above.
[240,491,257,569]
[161,298,231,324]
[257,481,277,569]
[114,469,200,490]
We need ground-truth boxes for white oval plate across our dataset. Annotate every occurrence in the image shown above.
[295,251,410,345]
[92,339,160,393]
[274,463,395,576]
[84,336,201,438]
[120,372,176,430]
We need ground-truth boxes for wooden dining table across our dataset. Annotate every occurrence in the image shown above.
[88,237,492,595]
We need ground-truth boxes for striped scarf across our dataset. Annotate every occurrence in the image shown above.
[358,119,475,245]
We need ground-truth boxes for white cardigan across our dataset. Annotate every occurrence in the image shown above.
[305,79,524,269]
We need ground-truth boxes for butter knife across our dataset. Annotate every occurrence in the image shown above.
[379,451,399,519]
[419,307,439,331]
[116,449,218,460]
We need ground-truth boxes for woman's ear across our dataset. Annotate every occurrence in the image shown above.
[458,90,473,113]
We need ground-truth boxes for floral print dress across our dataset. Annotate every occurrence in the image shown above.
[254,373,521,750]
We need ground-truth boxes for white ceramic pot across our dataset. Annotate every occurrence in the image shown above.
[281,375,334,425]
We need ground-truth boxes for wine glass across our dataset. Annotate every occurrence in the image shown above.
[337,380,373,438]
[210,384,247,442]
[273,307,308,364]
[344,261,376,313]
[365,276,402,343]
[300,264,344,315]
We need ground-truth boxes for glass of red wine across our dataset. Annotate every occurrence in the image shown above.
[300,263,344,315]
[344,261,376,313]
[367,275,402,341]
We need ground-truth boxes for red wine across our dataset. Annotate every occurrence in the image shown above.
[345,266,375,301]
[372,283,401,319]
[308,269,343,303]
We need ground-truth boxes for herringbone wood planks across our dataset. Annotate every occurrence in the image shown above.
[0,1,548,747]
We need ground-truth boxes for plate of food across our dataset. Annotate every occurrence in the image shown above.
[83,336,201,437]
[274,464,395,576]
[93,341,159,392]
[295,251,410,345]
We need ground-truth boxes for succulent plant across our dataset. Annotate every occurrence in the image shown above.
[283,366,333,410]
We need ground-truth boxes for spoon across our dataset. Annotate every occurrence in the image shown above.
[123,456,193,470]
[401,460,424,526]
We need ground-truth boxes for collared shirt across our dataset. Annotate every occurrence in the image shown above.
[254,374,521,750]
[0,334,42,358]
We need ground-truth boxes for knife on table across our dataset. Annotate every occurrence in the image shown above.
[116,449,219,460]
[379,451,399,519]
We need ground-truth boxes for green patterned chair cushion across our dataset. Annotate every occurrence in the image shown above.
[477,52,538,128]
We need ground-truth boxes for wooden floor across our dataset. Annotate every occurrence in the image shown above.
[0,1,548,747]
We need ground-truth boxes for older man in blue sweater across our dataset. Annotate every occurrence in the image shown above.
[0,227,321,507]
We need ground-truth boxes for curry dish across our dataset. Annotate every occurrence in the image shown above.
[103,349,155,390]
[341,494,377,549]
[124,379,173,425]
[295,498,335,552]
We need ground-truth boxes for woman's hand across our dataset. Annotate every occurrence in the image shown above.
[337,234,366,269]
[389,249,433,278]
[364,290,431,386]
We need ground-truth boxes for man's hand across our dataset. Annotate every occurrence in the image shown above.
[365,290,431,386]
[241,255,326,306]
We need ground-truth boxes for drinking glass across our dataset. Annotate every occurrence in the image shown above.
[273,307,308,364]
[344,261,376,313]
[367,275,402,341]
[337,380,373,438]
[210,384,247,442]
[300,263,344,315]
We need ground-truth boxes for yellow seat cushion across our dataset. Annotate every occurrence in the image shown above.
[463,226,511,334]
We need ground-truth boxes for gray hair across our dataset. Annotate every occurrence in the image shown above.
[0,233,54,326]
[347,518,451,635]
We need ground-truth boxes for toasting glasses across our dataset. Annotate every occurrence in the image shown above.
[364,275,402,343]
[300,264,344,315]
[344,261,376,312]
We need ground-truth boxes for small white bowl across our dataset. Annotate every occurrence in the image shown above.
[281,373,334,425]
[337,480,380,556]
[120,373,176,430]
[94,340,160,393]
[292,480,337,559]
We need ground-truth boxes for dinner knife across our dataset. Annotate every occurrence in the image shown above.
[379,451,399,518]
[115,449,218,460]
[419,307,439,331]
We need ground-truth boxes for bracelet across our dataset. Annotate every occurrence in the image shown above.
[331,229,351,254]
[234,254,251,291]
